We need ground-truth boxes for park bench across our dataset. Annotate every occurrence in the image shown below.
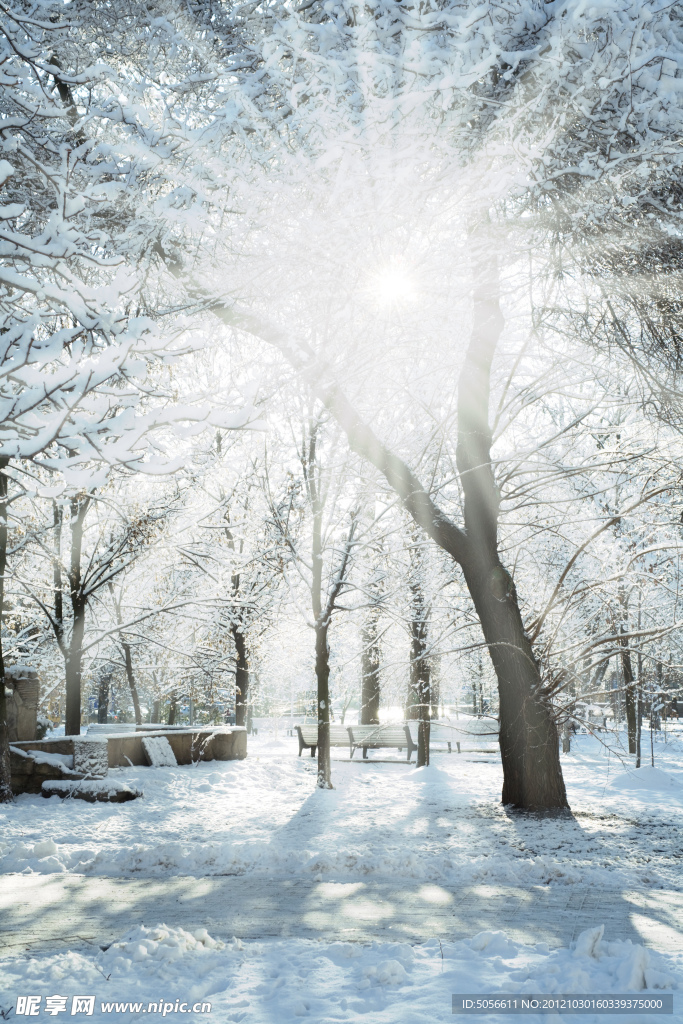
[347,723,417,760]
[295,723,352,757]
[431,718,499,753]
[429,723,455,753]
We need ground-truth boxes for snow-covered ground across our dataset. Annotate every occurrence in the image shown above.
[2,729,682,1022]
[1,923,679,1024]
[1,731,682,889]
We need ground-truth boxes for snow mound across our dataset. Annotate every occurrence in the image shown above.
[608,766,680,793]
[103,924,223,964]
[566,927,677,992]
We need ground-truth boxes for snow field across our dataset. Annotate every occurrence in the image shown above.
[1,733,681,889]
[0,923,680,1024]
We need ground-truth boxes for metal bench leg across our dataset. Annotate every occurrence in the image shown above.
[363,747,368,759]
[448,741,452,753]
[311,746,316,757]
[457,741,461,754]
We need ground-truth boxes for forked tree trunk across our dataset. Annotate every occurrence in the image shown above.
[232,622,249,727]
[211,231,568,809]
[0,460,12,802]
[454,247,566,807]
[315,619,332,788]
[319,242,567,807]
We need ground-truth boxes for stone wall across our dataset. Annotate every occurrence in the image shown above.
[10,747,83,795]
[11,726,247,770]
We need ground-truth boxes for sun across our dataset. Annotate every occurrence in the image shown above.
[370,262,416,307]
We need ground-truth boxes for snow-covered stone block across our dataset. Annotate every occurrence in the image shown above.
[142,735,177,767]
[73,737,109,778]
[42,779,142,803]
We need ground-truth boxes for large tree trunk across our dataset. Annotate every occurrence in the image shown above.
[0,460,12,802]
[65,603,85,736]
[232,622,249,727]
[453,249,566,808]
[407,594,431,766]
[459,555,565,806]
[407,536,430,766]
[636,595,643,768]
[210,235,568,808]
[97,671,110,724]
[65,496,89,736]
[620,632,637,755]
[53,501,64,649]
[315,619,332,788]
[430,655,441,720]
[360,612,381,725]
[122,640,142,726]
[108,584,142,727]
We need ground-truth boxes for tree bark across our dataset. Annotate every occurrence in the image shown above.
[108,583,142,726]
[232,622,249,726]
[122,640,142,726]
[168,694,178,725]
[315,619,332,788]
[65,496,89,736]
[360,612,381,725]
[97,671,110,724]
[620,631,637,754]
[0,459,12,802]
[636,594,642,767]
[430,656,441,720]
[407,595,431,765]
[305,419,333,788]
[409,614,430,767]
[407,535,430,766]
[223,511,250,729]
[53,501,64,649]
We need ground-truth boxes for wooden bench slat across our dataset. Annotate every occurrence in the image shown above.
[295,724,352,757]
[347,724,417,761]
[295,723,418,760]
